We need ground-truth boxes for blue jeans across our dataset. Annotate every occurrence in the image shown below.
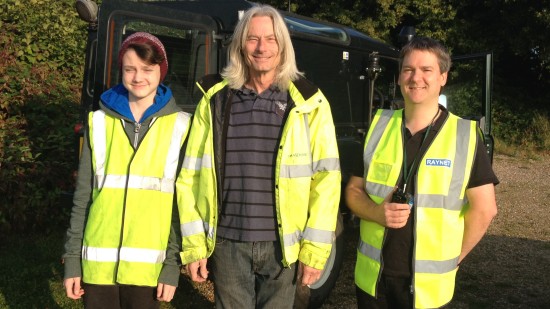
[211,238,297,308]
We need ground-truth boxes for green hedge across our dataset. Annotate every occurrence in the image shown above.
[0,0,86,233]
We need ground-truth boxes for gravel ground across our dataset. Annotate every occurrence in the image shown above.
[171,153,550,308]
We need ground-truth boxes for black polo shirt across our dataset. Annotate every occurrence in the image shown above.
[350,106,499,278]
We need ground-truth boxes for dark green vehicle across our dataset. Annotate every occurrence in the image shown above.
[74,0,494,307]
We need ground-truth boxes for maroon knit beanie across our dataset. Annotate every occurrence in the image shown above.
[118,32,168,82]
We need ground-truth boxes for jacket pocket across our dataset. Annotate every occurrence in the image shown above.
[368,161,394,183]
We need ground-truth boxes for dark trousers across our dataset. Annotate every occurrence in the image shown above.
[356,275,413,309]
[82,283,160,309]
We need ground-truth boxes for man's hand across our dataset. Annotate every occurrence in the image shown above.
[382,199,411,229]
[185,258,208,282]
[156,283,176,302]
[346,176,411,229]
[64,277,85,299]
[297,262,322,286]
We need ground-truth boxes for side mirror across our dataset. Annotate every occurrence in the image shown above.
[398,26,416,47]
[75,0,98,23]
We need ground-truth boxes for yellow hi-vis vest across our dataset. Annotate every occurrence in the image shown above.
[355,109,477,308]
[83,110,190,286]
[177,78,341,269]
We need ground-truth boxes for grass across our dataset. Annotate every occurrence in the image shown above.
[494,137,550,160]
[0,230,215,309]
[0,231,81,309]
[494,113,550,159]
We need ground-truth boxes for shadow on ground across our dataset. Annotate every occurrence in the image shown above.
[320,225,550,309]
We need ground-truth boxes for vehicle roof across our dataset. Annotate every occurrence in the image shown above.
[124,0,399,57]
[139,0,253,32]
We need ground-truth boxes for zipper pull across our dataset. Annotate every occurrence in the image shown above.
[133,122,141,148]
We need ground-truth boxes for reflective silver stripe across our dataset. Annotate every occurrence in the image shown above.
[303,227,334,244]
[415,256,459,274]
[416,119,472,211]
[92,111,107,181]
[357,239,381,263]
[280,164,312,178]
[182,154,212,171]
[82,246,166,264]
[181,220,215,240]
[283,230,301,247]
[416,193,464,211]
[279,157,340,178]
[120,247,166,264]
[282,228,333,247]
[365,181,394,200]
[304,113,311,154]
[181,220,206,237]
[449,119,471,202]
[95,174,175,193]
[364,110,394,172]
[313,157,340,172]
[164,112,190,178]
[82,246,118,262]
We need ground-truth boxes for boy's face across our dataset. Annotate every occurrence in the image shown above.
[122,48,161,104]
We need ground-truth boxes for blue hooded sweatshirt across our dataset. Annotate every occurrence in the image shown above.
[100,83,173,123]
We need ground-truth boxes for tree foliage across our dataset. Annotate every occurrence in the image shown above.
[270,0,550,145]
[0,0,85,233]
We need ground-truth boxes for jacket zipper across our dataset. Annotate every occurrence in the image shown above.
[274,99,295,267]
[133,122,141,148]
[116,120,141,280]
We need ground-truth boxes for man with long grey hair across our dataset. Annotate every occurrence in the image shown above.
[176,4,341,308]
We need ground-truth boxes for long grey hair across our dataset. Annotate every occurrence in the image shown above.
[221,5,303,91]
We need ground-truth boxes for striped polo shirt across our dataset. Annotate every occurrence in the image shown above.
[218,85,289,242]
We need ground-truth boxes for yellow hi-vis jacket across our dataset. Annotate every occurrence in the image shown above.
[176,75,341,269]
[83,110,190,286]
[355,109,477,308]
